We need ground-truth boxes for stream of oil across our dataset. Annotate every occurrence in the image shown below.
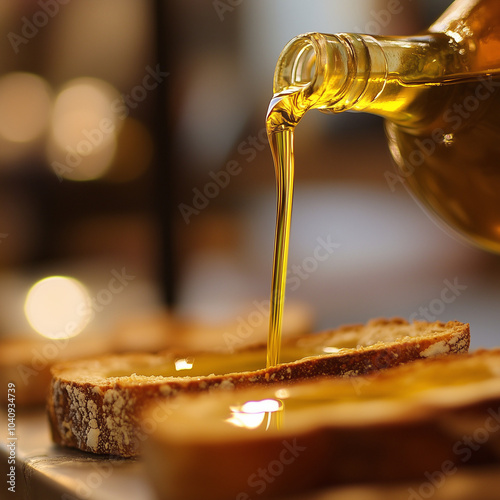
[266,89,310,368]
[266,128,294,368]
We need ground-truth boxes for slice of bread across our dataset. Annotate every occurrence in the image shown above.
[142,347,500,500]
[2,302,312,406]
[47,318,469,457]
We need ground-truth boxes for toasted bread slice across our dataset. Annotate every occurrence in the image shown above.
[142,347,500,500]
[2,302,312,406]
[47,318,469,457]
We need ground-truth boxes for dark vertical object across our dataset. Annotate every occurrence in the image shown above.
[153,0,177,306]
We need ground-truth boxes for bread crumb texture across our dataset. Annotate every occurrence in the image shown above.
[420,340,450,358]
[50,381,142,456]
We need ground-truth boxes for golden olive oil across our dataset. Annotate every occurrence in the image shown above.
[266,0,500,367]
[266,129,293,368]
[386,74,500,252]
[266,90,311,368]
[266,60,500,369]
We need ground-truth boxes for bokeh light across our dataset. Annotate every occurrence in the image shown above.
[24,276,91,339]
[47,77,122,181]
[0,72,52,144]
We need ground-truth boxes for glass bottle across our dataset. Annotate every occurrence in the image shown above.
[269,0,500,252]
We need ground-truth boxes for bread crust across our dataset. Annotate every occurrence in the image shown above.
[47,318,469,457]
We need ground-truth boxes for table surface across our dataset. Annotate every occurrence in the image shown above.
[0,407,156,500]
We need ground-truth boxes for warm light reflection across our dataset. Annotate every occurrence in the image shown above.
[24,276,91,339]
[322,346,342,354]
[175,358,194,371]
[241,399,282,413]
[47,77,121,181]
[0,72,52,143]
[275,388,290,399]
[227,399,283,429]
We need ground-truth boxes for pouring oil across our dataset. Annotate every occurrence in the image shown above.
[266,22,500,367]
[266,90,311,368]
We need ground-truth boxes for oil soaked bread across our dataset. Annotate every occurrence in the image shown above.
[47,318,469,457]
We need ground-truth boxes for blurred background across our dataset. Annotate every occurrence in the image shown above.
[0,0,499,356]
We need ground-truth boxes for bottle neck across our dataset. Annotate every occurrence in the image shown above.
[273,32,465,127]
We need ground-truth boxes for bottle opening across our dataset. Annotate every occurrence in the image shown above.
[274,35,318,93]
[291,43,316,87]
[273,33,353,110]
